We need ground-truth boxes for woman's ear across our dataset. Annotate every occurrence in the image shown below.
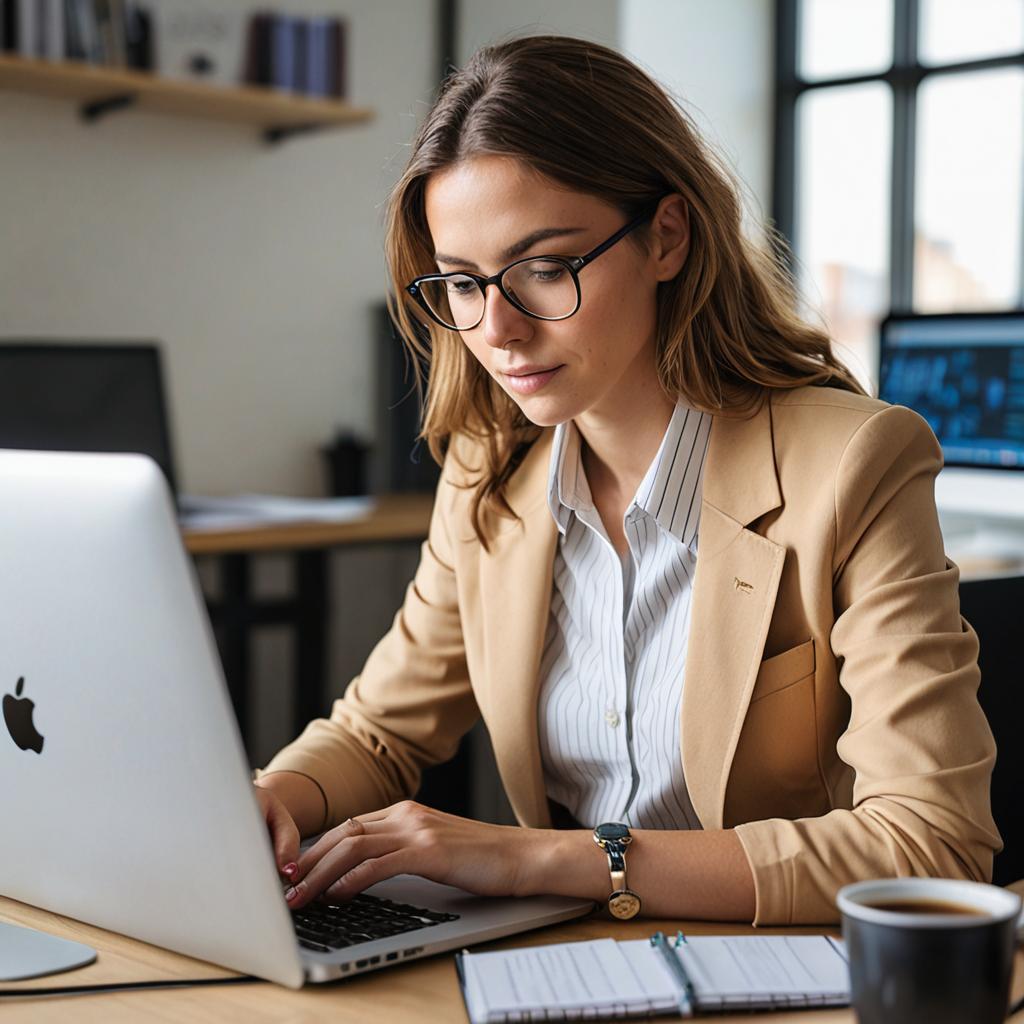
[650,194,690,282]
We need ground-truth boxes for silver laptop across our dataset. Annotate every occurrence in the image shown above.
[0,448,593,988]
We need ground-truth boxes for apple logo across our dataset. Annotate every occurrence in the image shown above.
[3,677,45,754]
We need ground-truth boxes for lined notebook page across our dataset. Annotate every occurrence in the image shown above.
[460,938,677,1022]
[459,936,849,1022]
[623,935,850,1010]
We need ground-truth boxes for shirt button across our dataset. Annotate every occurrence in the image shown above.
[604,709,620,728]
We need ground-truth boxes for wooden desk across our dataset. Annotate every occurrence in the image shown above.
[182,494,435,556]
[3,893,1023,1022]
[181,494,434,752]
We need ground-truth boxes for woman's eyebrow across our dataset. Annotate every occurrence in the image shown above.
[434,226,588,270]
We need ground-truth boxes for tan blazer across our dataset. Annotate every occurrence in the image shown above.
[260,385,1001,925]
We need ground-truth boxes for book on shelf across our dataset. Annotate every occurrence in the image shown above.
[242,10,347,99]
[269,13,295,92]
[0,0,151,69]
[95,0,126,67]
[121,0,149,69]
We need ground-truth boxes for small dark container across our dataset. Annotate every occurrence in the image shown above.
[838,878,1020,1024]
[322,431,370,497]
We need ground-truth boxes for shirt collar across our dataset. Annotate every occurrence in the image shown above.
[546,400,713,549]
[546,415,590,536]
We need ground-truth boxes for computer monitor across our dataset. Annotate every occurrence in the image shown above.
[0,341,179,493]
[878,311,1024,522]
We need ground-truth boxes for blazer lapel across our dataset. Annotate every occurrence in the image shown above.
[681,395,786,830]
[477,431,557,828]
[474,395,786,832]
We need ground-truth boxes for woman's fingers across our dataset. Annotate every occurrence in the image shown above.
[255,787,301,876]
[297,816,373,876]
[351,805,402,824]
[286,803,452,907]
[322,851,411,903]
[286,834,398,909]
[295,801,440,877]
[277,800,529,908]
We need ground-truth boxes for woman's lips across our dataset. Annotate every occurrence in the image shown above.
[501,365,564,395]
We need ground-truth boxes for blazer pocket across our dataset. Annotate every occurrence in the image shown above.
[727,637,827,824]
[750,638,816,703]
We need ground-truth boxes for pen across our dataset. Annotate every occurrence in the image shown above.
[650,930,696,1017]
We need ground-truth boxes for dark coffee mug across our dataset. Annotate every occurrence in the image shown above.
[838,878,1022,1024]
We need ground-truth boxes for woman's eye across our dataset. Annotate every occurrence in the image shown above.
[530,268,565,283]
[446,279,476,296]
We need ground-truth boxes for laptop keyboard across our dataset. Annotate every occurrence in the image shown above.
[291,892,460,953]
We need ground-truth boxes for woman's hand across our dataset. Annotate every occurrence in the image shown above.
[282,800,553,910]
[253,784,302,883]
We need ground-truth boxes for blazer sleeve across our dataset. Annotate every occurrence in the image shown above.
[734,404,1001,925]
[255,444,479,832]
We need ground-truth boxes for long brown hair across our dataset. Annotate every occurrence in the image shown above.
[384,34,866,546]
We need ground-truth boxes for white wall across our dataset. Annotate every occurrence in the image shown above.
[620,0,774,227]
[0,0,437,497]
[457,0,619,62]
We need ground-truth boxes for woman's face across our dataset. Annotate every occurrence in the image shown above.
[422,156,687,428]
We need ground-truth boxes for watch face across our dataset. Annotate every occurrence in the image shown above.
[608,889,641,920]
[595,822,631,842]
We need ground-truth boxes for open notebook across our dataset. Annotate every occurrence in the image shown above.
[456,933,850,1021]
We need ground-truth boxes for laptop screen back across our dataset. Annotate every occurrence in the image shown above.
[0,342,178,492]
[878,312,1024,471]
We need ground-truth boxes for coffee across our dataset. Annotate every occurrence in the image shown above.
[839,879,1022,1024]
[865,899,986,917]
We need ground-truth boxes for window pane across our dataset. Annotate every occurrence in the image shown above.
[920,0,1024,66]
[796,84,892,388]
[799,0,893,81]
[914,69,1024,313]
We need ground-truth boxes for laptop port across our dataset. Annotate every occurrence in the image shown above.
[356,959,369,968]
[369,956,381,965]
[402,947,423,958]
[386,952,399,962]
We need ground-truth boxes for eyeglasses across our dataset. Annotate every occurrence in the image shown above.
[405,208,653,332]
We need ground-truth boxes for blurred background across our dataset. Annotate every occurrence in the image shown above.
[1,1,1022,851]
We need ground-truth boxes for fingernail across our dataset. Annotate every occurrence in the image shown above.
[283,863,297,877]
[285,886,298,901]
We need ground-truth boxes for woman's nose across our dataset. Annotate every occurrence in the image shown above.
[480,283,533,349]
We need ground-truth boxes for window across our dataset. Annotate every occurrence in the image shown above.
[775,0,1024,388]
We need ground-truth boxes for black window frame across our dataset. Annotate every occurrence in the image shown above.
[773,0,1024,316]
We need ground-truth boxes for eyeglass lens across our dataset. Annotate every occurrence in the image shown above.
[417,259,579,329]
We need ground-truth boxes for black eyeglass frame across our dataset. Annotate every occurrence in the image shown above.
[405,206,655,331]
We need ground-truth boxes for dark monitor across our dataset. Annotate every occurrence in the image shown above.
[878,311,1024,471]
[373,305,440,494]
[0,342,178,492]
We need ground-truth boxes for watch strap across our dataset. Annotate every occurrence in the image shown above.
[604,840,627,888]
[594,826,640,918]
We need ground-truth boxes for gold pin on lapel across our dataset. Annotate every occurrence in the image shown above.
[733,577,754,594]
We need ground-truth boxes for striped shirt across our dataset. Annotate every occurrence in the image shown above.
[537,401,713,830]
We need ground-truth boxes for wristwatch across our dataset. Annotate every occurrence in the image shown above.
[593,822,641,919]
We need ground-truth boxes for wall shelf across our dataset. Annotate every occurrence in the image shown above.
[0,54,374,145]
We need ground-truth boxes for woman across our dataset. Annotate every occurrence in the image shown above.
[253,35,999,926]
